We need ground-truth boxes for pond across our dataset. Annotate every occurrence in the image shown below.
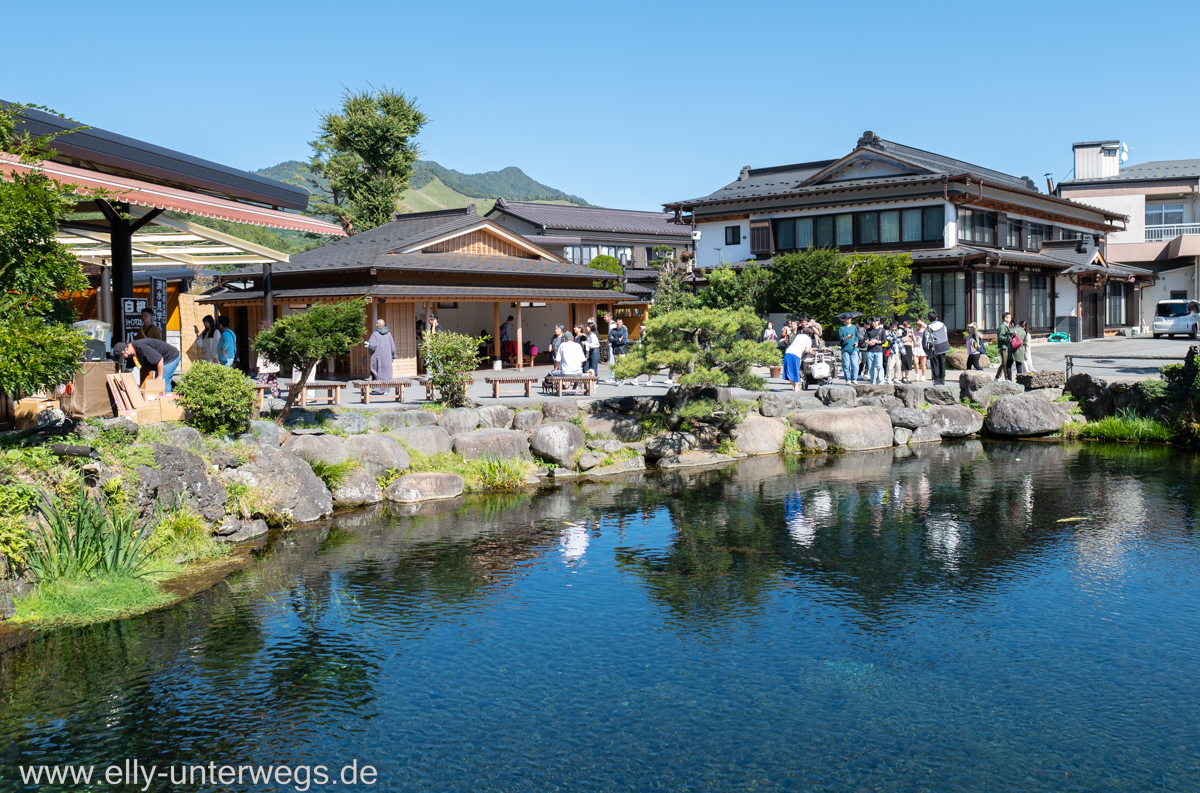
[2,441,1199,792]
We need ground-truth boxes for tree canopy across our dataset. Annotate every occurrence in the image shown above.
[770,249,915,328]
[0,103,87,399]
[588,254,623,291]
[304,87,428,235]
[648,247,696,318]
[697,263,774,316]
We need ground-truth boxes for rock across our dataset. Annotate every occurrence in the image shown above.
[928,405,985,438]
[879,395,903,410]
[985,394,1067,436]
[588,439,624,453]
[326,412,368,435]
[1030,387,1065,402]
[893,427,912,446]
[1,588,13,620]
[36,407,67,426]
[644,431,698,461]
[438,407,480,436]
[577,452,601,471]
[816,384,857,408]
[693,424,721,446]
[214,517,269,543]
[512,410,543,433]
[790,407,893,450]
[947,350,991,370]
[384,472,464,503]
[667,386,730,406]
[799,433,828,452]
[332,468,384,507]
[367,410,437,432]
[451,429,532,461]
[530,422,586,469]
[477,405,514,429]
[730,414,787,455]
[853,383,894,398]
[390,426,453,457]
[923,385,959,406]
[893,382,925,409]
[209,449,239,469]
[165,426,203,450]
[98,416,140,437]
[282,407,335,427]
[540,398,580,422]
[288,427,327,436]
[624,442,646,455]
[909,424,942,444]
[657,450,736,469]
[888,407,932,429]
[603,395,667,414]
[135,443,227,522]
[345,434,410,478]
[1018,369,1067,390]
[576,399,605,414]
[533,466,549,476]
[283,433,348,465]
[759,392,822,417]
[584,413,642,441]
[857,396,883,408]
[551,467,580,478]
[249,419,286,448]
[222,446,332,522]
[586,455,646,477]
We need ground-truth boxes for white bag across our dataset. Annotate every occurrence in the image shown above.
[810,361,831,380]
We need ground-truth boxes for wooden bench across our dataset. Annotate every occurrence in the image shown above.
[484,375,540,399]
[415,376,474,401]
[288,380,346,407]
[254,384,273,411]
[545,374,597,397]
[350,379,415,405]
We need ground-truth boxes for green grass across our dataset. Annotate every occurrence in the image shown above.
[1068,409,1177,444]
[476,455,529,489]
[224,481,291,527]
[781,428,804,455]
[306,458,359,490]
[1054,394,1076,403]
[13,575,173,625]
[403,447,535,492]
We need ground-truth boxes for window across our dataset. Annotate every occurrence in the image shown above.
[901,208,923,242]
[1026,223,1049,251]
[958,208,996,245]
[922,206,944,242]
[880,210,900,243]
[775,219,795,250]
[767,206,944,252]
[645,246,674,265]
[1060,229,1082,241]
[857,212,879,245]
[565,245,600,265]
[1170,290,1188,300]
[1029,275,1049,328]
[983,272,1008,329]
[1007,219,1024,249]
[815,215,834,248]
[599,245,633,263]
[725,225,741,246]
[795,217,813,249]
[1147,203,1185,226]
[835,214,853,245]
[1107,283,1126,326]
[920,271,966,331]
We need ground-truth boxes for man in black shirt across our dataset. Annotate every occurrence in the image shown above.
[113,338,181,393]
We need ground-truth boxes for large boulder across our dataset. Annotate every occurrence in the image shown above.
[947,349,990,370]
[585,413,642,441]
[909,424,942,444]
[477,405,514,429]
[283,433,348,465]
[165,426,203,450]
[759,392,823,417]
[657,450,735,470]
[225,446,332,522]
[816,384,857,408]
[344,434,411,478]
[893,382,924,409]
[928,405,985,438]
[135,443,227,522]
[367,410,438,432]
[326,412,368,435]
[589,439,624,453]
[214,517,268,544]
[799,433,828,452]
[730,414,787,455]
[923,385,959,406]
[384,472,464,503]
[438,407,481,436]
[644,431,698,462]
[249,419,286,448]
[859,395,902,409]
[985,394,1066,436]
[332,468,383,507]
[1030,387,1065,402]
[887,407,932,429]
[1017,369,1067,390]
[586,455,646,477]
[541,398,580,422]
[790,407,893,451]
[959,373,1020,405]
[512,409,543,433]
[451,429,532,461]
[853,383,894,398]
[389,426,453,457]
[603,395,667,414]
[530,422,586,469]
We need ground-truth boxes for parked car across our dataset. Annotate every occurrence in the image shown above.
[1152,300,1200,339]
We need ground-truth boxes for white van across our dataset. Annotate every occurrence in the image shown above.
[1152,299,1200,338]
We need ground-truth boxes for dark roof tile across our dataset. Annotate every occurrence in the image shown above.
[490,199,689,236]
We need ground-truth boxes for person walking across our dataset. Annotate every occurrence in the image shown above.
[783,326,812,391]
[885,321,904,384]
[195,315,220,363]
[1009,320,1029,378]
[254,318,281,400]
[1020,320,1035,371]
[838,315,861,385]
[995,312,1015,381]
[217,316,237,367]
[500,315,515,367]
[367,318,397,395]
[912,319,928,381]
[609,318,630,384]
[965,322,986,370]
[925,311,951,385]
[865,318,885,385]
[113,338,181,393]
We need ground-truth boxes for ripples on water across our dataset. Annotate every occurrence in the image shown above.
[1,441,1199,792]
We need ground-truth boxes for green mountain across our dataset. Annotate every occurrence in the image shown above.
[253,159,588,217]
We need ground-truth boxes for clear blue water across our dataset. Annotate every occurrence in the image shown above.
[2,441,1199,792]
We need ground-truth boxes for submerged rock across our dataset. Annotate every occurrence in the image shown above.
[586,455,647,477]
[656,450,735,470]
[384,472,464,503]
[790,407,893,451]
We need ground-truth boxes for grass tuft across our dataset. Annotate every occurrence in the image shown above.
[306,458,359,490]
[1075,409,1177,444]
[14,576,172,625]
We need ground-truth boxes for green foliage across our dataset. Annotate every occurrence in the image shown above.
[1136,378,1171,402]
[588,254,623,291]
[770,249,915,328]
[675,398,751,425]
[476,455,528,490]
[0,103,89,398]
[781,428,804,455]
[252,298,368,423]
[648,247,696,318]
[224,481,290,527]
[420,329,482,407]
[305,87,428,233]
[410,160,589,204]
[376,468,403,489]
[24,495,159,583]
[13,575,171,625]
[307,458,359,491]
[174,361,257,435]
[154,500,226,564]
[697,264,774,316]
[402,447,533,492]
[0,480,38,564]
[902,280,931,323]
[1160,363,1184,384]
[1076,409,1177,444]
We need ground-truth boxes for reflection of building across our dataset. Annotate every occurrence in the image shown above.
[665,131,1148,337]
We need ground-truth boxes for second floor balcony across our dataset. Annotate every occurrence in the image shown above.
[1145,223,1200,242]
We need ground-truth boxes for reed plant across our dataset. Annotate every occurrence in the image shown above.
[25,494,159,582]
[1076,409,1177,444]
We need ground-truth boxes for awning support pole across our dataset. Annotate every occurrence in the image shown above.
[96,201,162,344]
[263,262,274,324]
[516,302,523,371]
[493,302,501,367]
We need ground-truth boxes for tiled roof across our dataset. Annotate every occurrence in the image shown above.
[272,214,484,273]
[371,252,611,279]
[201,284,636,302]
[491,199,690,236]
[1062,158,1200,184]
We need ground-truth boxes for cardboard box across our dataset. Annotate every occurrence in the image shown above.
[14,398,58,430]
[142,377,166,398]
[136,403,161,425]
[158,398,186,422]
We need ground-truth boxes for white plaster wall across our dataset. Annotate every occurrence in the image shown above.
[1063,194,1144,243]
[1141,266,1198,327]
[696,221,748,267]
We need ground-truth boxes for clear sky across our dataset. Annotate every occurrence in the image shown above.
[5,0,1198,211]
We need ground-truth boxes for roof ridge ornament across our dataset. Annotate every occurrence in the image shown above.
[857,131,884,150]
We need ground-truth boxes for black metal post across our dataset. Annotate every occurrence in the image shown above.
[263,262,274,323]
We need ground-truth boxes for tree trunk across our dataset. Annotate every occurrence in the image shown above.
[275,360,316,426]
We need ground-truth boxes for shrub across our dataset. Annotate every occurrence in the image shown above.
[1078,409,1177,444]
[421,330,483,407]
[477,455,527,490]
[307,458,359,491]
[174,361,257,435]
[24,495,159,583]
[1136,378,1171,402]
[781,428,804,455]
[376,468,403,489]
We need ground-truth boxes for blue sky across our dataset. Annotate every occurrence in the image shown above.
[5,0,1197,211]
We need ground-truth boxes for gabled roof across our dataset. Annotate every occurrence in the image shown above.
[1062,158,1200,184]
[489,199,690,237]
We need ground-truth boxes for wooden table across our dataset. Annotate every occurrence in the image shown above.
[288,380,346,407]
[546,374,597,396]
[484,376,540,399]
[351,379,415,404]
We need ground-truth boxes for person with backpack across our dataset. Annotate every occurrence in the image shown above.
[1008,319,1028,378]
[965,322,986,370]
[924,311,951,385]
[995,312,1015,381]
[217,316,237,367]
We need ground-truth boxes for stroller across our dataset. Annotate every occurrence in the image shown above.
[799,348,837,390]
